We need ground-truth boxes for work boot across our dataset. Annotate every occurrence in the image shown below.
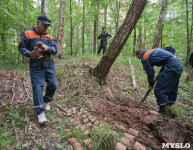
[167,102,174,106]
[44,102,51,111]
[37,112,48,124]
[159,105,167,116]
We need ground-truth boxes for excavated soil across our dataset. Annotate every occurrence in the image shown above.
[0,61,193,150]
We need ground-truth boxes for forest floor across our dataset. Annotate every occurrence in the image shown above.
[0,55,193,150]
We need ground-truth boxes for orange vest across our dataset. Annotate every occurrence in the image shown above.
[143,49,155,60]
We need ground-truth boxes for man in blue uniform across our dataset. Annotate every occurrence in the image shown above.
[136,48,183,115]
[163,46,176,55]
[97,27,111,55]
[18,15,57,124]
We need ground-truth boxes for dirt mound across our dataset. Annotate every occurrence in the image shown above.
[92,95,193,149]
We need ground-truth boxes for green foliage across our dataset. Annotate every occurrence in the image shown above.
[166,105,183,118]
[91,123,117,150]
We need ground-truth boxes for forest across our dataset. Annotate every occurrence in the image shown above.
[0,0,193,150]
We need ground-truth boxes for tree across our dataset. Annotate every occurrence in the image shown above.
[57,0,65,58]
[137,19,142,49]
[75,0,80,55]
[82,0,85,55]
[93,0,98,54]
[104,0,108,28]
[70,0,73,56]
[41,0,48,15]
[90,0,147,84]
[133,26,136,56]
[185,0,191,65]
[115,0,121,31]
[152,0,169,49]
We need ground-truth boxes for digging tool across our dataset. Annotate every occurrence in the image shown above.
[137,73,159,107]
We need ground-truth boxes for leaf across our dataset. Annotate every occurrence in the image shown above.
[56,144,63,149]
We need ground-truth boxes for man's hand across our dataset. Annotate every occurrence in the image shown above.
[149,86,154,90]
[40,44,49,51]
[98,39,100,45]
[30,51,43,59]
[36,41,49,52]
[106,36,111,40]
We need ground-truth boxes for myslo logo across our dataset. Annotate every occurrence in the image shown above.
[162,143,191,149]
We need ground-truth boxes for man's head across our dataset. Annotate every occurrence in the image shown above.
[36,15,52,34]
[163,44,165,48]
[102,27,106,32]
[135,49,144,60]
[169,44,173,47]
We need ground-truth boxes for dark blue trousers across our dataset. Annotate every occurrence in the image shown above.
[97,41,107,55]
[154,58,183,106]
[30,59,57,114]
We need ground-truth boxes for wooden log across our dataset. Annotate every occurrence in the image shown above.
[129,59,137,89]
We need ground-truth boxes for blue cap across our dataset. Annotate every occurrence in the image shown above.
[37,15,52,26]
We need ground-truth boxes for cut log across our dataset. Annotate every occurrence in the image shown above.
[129,59,137,89]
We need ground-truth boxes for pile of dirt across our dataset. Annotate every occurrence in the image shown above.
[91,94,193,149]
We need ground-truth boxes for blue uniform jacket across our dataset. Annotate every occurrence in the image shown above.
[141,48,178,86]
[18,26,57,59]
[163,47,176,54]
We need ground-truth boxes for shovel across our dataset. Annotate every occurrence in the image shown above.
[137,73,159,107]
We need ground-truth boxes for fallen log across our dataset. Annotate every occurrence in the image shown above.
[129,59,137,89]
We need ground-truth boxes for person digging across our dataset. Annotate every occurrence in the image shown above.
[136,48,183,116]
[18,15,57,124]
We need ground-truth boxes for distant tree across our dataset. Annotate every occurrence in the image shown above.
[93,0,98,54]
[41,0,48,15]
[70,0,73,56]
[185,0,193,65]
[90,0,147,84]
[82,0,85,55]
[152,0,169,49]
[137,19,142,49]
[57,0,65,58]
[104,0,108,28]
[115,0,121,31]
[75,0,80,55]
[133,26,136,56]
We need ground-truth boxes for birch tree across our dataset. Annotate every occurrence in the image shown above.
[57,0,65,58]
[41,0,48,15]
[152,0,169,49]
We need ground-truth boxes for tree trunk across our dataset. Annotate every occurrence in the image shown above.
[90,0,147,84]
[82,0,85,55]
[93,0,97,54]
[185,0,191,64]
[22,0,28,64]
[57,0,66,58]
[86,25,91,53]
[75,0,80,55]
[96,0,99,48]
[143,16,146,49]
[133,26,136,56]
[23,2,28,30]
[137,20,142,49]
[70,0,73,56]
[104,0,108,28]
[115,0,121,31]
[41,0,48,15]
[129,59,137,89]
[152,0,169,49]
